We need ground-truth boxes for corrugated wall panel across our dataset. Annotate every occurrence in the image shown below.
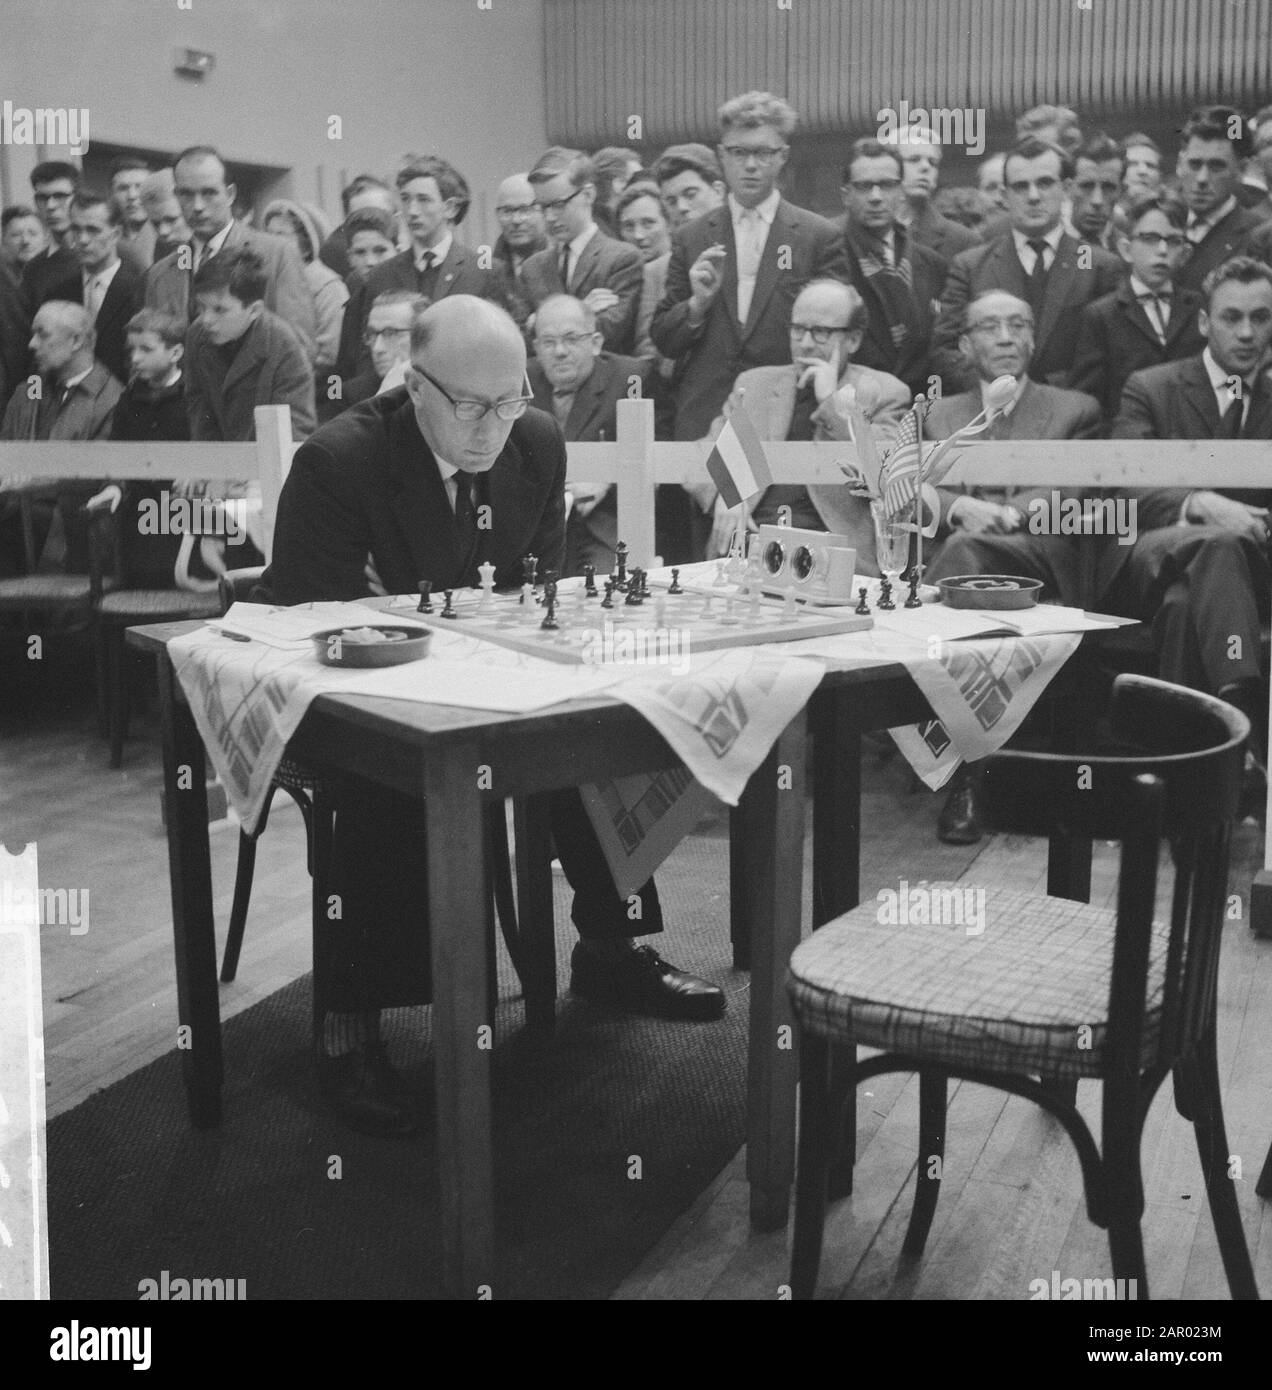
[545,0,1272,146]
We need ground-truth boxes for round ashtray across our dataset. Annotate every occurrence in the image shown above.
[312,625,432,667]
[938,575,1044,610]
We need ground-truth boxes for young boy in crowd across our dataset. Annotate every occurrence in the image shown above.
[185,244,315,442]
[1069,190,1205,423]
[90,309,191,585]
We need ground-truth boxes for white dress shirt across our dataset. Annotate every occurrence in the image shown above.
[414,229,453,275]
[1011,222,1064,274]
[191,219,235,273]
[558,222,598,290]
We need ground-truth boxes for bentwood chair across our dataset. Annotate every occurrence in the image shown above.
[787,674,1259,1301]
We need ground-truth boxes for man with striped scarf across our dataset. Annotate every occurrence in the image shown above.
[836,137,949,400]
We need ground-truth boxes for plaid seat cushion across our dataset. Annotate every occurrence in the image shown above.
[98,589,222,619]
[787,884,1170,1080]
[0,575,115,604]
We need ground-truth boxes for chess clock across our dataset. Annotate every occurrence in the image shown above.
[754,523,858,605]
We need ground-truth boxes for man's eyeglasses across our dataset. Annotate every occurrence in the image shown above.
[412,364,534,421]
[967,316,1033,337]
[495,203,538,220]
[363,326,412,346]
[789,323,854,345]
[721,145,787,164]
[1128,232,1188,251]
[533,187,586,215]
[534,332,595,351]
[845,178,902,194]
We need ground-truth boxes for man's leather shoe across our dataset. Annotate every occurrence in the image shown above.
[318,1042,421,1137]
[937,776,983,845]
[570,943,726,1021]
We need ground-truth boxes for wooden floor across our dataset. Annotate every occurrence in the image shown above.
[5,647,1272,1300]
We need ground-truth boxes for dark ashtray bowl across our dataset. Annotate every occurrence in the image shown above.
[311,625,432,667]
[938,575,1044,610]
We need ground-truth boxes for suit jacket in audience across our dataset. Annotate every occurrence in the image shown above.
[1,359,122,441]
[905,200,981,262]
[20,243,76,312]
[930,231,1123,392]
[651,199,848,440]
[1111,354,1272,532]
[336,240,495,379]
[835,215,948,398]
[184,307,316,442]
[118,220,157,272]
[1068,280,1205,423]
[145,220,317,362]
[1176,202,1268,295]
[43,259,145,386]
[0,259,29,408]
[519,230,643,355]
[707,360,910,571]
[926,378,1102,533]
[529,350,655,573]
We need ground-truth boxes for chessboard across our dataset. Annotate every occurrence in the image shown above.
[385,575,872,666]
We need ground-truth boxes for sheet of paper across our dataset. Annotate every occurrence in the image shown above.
[209,601,417,649]
[871,602,1122,642]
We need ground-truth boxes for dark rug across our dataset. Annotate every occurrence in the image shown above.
[47,749,981,1301]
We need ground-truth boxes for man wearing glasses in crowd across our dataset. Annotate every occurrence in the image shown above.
[519,146,644,353]
[836,136,949,399]
[652,90,848,442]
[930,135,1121,393]
[265,295,727,1136]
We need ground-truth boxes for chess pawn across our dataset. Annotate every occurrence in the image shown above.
[854,586,870,616]
[601,580,615,610]
[667,568,683,595]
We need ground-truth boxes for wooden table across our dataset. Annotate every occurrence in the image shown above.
[129,618,936,1297]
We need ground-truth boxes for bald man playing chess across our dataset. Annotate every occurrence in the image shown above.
[264,296,725,1137]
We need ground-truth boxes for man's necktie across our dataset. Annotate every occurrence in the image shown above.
[736,209,764,323]
[84,276,103,323]
[1137,290,1171,343]
[1221,393,1246,438]
[416,252,437,299]
[452,471,479,579]
[1187,216,1209,246]
[1025,238,1049,316]
[558,246,572,291]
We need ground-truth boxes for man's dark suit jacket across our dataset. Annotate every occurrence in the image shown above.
[1101,353,1272,601]
[930,231,1123,392]
[0,259,29,408]
[43,259,144,385]
[1069,281,1206,423]
[1177,203,1269,294]
[20,244,76,312]
[833,215,948,398]
[335,240,496,379]
[651,199,848,440]
[264,387,566,604]
[529,352,654,569]
[519,229,643,355]
[906,200,981,263]
[145,219,316,362]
